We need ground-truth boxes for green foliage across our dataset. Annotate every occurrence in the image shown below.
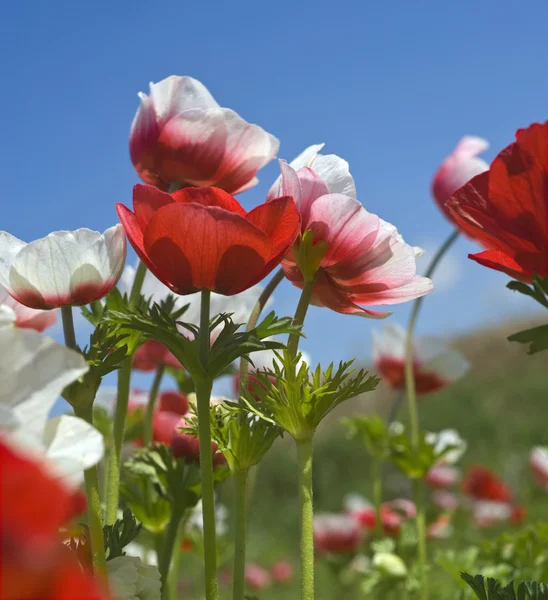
[121,445,201,532]
[461,573,548,600]
[508,325,548,355]
[243,350,378,440]
[106,295,298,380]
[343,413,390,460]
[388,424,457,479]
[103,508,142,561]
[203,401,282,472]
[507,276,548,311]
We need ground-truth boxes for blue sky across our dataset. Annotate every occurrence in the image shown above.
[1,0,547,378]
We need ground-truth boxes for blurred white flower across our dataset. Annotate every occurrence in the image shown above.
[0,306,103,485]
[372,552,407,578]
[107,555,161,600]
[425,429,467,464]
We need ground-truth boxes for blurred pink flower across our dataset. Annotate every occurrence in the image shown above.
[530,447,548,489]
[373,323,470,394]
[270,560,293,583]
[314,513,364,553]
[133,340,183,372]
[427,515,453,540]
[245,563,272,591]
[130,75,279,193]
[426,464,461,489]
[0,284,57,331]
[269,156,433,317]
[431,136,489,222]
[432,491,459,512]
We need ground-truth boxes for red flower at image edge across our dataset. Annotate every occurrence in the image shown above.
[117,184,300,295]
[0,441,106,599]
[447,122,548,283]
[461,465,512,503]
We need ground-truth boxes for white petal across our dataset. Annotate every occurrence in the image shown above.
[267,144,324,199]
[372,322,407,361]
[0,321,88,436]
[0,231,26,289]
[419,341,470,383]
[42,415,104,483]
[148,75,219,127]
[310,153,356,197]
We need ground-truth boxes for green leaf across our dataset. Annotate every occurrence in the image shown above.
[103,508,142,561]
[508,325,548,354]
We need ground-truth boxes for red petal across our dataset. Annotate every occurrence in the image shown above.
[469,249,534,283]
[247,195,301,262]
[133,184,175,231]
[116,203,155,269]
[171,186,247,215]
[143,203,270,295]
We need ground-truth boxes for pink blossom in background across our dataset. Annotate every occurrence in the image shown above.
[426,464,461,489]
[530,447,548,490]
[431,136,489,222]
[314,513,364,553]
[130,75,279,193]
[270,560,293,583]
[244,563,272,591]
[373,323,470,394]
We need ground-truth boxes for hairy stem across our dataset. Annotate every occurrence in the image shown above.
[297,437,315,600]
[287,278,316,359]
[231,469,249,600]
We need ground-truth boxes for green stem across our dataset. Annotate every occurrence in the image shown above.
[61,306,106,577]
[106,357,131,525]
[106,260,149,525]
[74,404,107,577]
[159,508,184,600]
[288,278,316,359]
[144,364,165,446]
[372,458,383,538]
[297,437,315,600]
[404,230,458,598]
[239,267,285,391]
[61,305,78,349]
[232,469,249,600]
[129,260,148,306]
[196,289,219,600]
[413,478,429,600]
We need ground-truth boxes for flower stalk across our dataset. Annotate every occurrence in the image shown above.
[297,437,315,600]
[60,306,106,577]
[196,289,219,600]
[232,468,249,600]
[144,364,165,446]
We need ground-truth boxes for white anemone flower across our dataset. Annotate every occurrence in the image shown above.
[0,225,126,309]
[0,306,104,484]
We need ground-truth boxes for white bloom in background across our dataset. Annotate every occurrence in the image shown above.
[0,306,103,484]
[426,429,467,464]
[107,555,161,600]
[473,501,513,528]
[0,283,57,331]
[372,552,408,578]
[186,499,229,537]
[373,323,470,394]
[0,225,126,309]
[531,446,548,489]
[124,542,158,567]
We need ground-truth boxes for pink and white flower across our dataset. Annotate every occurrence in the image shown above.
[427,515,453,540]
[268,149,433,317]
[245,563,272,591]
[373,323,470,393]
[314,513,364,553]
[130,75,279,193]
[431,136,490,221]
[0,226,126,309]
[530,446,548,489]
[426,464,461,488]
[0,283,56,331]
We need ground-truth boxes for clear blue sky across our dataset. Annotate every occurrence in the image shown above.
[1,0,547,371]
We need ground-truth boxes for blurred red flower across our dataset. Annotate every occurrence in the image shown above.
[314,513,364,553]
[117,184,300,296]
[133,340,182,371]
[461,465,512,503]
[0,441,106,599]
[270,560,293,583]
[447,122,548,283]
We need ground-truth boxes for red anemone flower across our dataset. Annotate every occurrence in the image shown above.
[461,465,512,503]
[117,184,300,296]
[447,122,548,283]
[133,340,182,371]
[0,441,106,599]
